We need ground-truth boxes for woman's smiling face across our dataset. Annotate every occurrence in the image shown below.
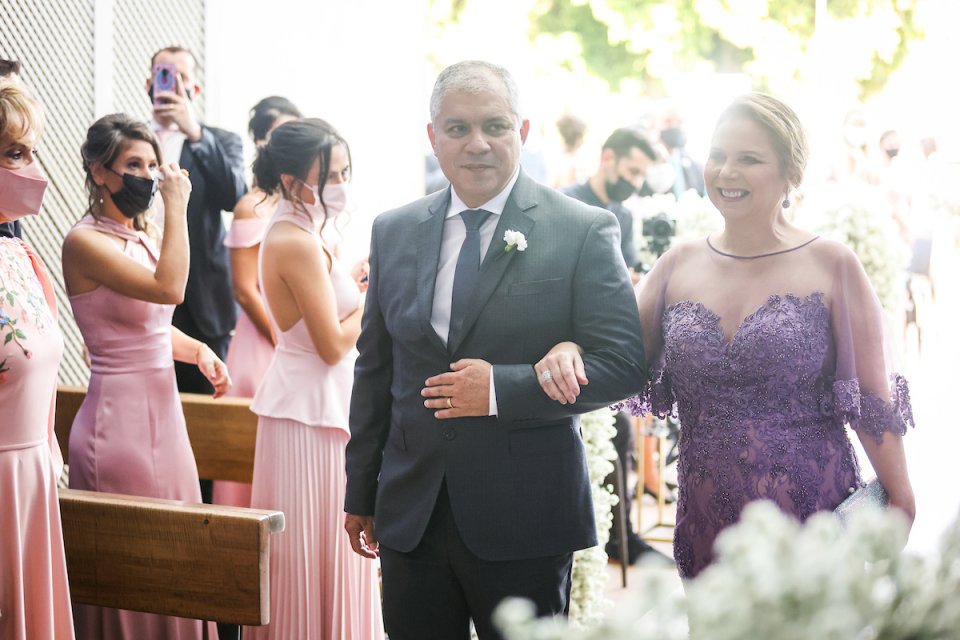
[704,115,790,222]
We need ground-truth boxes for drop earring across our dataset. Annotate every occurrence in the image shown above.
[782,196,791,208]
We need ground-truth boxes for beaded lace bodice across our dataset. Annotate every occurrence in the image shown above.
[619,238,914,577]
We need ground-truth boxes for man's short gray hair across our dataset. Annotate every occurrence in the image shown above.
[429,60,522,123]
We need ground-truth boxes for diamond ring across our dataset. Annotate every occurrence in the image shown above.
[540,370,554,382]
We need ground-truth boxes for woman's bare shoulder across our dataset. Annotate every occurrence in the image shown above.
[233,189,273,220]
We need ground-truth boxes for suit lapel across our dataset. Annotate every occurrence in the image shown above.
[178,142,194,173]
[448,173,538,354]
[417,189,450,354]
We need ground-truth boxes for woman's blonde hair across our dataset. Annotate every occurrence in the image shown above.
[717,92,808,187]
[0,84,44,144]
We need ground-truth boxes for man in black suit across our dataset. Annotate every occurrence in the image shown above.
[147,46,246,394]
[344,60,647,640]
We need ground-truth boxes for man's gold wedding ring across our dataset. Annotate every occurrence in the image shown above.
[446,397,453,409]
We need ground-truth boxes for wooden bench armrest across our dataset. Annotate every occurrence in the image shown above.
[59,488,284,624]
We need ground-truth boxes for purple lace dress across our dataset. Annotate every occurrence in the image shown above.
[621,237,914,578]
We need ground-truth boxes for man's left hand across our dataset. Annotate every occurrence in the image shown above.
[422,358,491,419]
[152,72,202,142]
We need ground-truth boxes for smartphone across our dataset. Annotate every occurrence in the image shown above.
[152,62,177,105]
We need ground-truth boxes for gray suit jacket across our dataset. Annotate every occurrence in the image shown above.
[344,171,647,561]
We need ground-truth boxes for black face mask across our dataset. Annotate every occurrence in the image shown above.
[605,176,636,203]
[107,170,158,218]
[885,148,900,159]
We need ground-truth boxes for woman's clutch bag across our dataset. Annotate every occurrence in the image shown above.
[835,477,889,524]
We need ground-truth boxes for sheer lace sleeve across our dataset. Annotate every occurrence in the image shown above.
[615,248,677,418]
[829,245,914,443]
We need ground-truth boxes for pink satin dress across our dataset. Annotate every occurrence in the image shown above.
[213,213,275,508]
[64,216,215,640]
[245,200,383,640]
[0,238,74,640]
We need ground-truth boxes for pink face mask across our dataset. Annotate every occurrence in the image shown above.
[0,162,49,221]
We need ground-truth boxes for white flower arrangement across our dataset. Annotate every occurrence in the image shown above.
[568,409,619,628]
[504,229,528,252]
[497,501,960,640]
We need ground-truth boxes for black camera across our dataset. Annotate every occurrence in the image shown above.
[641,211,676,258]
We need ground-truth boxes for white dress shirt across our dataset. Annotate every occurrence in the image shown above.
[430,169,520,416]
[151,120,187,170]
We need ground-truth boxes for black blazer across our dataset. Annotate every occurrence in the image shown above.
[344,171,648,562]
[174,125,246,339]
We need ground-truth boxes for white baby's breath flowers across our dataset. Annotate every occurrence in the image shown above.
[498,498,960,640]
[568,409,619,628]
[504,229,528,252]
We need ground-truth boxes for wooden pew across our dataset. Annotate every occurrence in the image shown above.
[54,386,280,624]
[60,488,283,625]
[54,386,259,483]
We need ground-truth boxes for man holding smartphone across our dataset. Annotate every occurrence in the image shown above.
[146,46,246,396]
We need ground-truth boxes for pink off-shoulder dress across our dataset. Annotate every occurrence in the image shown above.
[213,212,275,508]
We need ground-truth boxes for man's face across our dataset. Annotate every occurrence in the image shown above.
[604,146,653,189]
[149,50,199,99]
[427,81,529,208]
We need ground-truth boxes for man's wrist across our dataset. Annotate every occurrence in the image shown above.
[184,123,203,143]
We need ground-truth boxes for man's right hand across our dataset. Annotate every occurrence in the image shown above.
[345,514,379,559]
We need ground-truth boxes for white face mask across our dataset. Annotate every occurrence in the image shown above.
[643,161,677,195]
[302,181,350,221]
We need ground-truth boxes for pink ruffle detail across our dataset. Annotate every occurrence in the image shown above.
[224,217,269,248]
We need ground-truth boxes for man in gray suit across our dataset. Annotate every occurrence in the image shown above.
[344,60,647,640]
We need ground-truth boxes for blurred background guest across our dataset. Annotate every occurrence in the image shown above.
[146,46,246,396]
[549,112,588,188]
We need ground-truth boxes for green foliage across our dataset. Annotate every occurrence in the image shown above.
[859,6,922,99]
[534,0,649,90]
[527,0,923,98]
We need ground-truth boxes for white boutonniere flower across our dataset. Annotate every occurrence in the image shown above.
[503,229,527,253]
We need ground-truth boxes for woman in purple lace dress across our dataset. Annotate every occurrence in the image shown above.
[537,93,916,578]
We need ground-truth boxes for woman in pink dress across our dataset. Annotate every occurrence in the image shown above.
[244,118,382,639]
[0,83,74,640]
[214,96,300,510]
[61,113,230,640]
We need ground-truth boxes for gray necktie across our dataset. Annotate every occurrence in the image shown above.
[449,208,492,345]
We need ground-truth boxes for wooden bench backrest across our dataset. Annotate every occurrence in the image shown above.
[54,386,259,483]
[60,488,284,625]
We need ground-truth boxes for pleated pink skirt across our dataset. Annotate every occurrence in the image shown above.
[244,417,384,640]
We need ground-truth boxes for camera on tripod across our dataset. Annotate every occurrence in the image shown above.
[641,211,676,259]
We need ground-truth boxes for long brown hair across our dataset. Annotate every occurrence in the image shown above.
[80,113,163,233]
